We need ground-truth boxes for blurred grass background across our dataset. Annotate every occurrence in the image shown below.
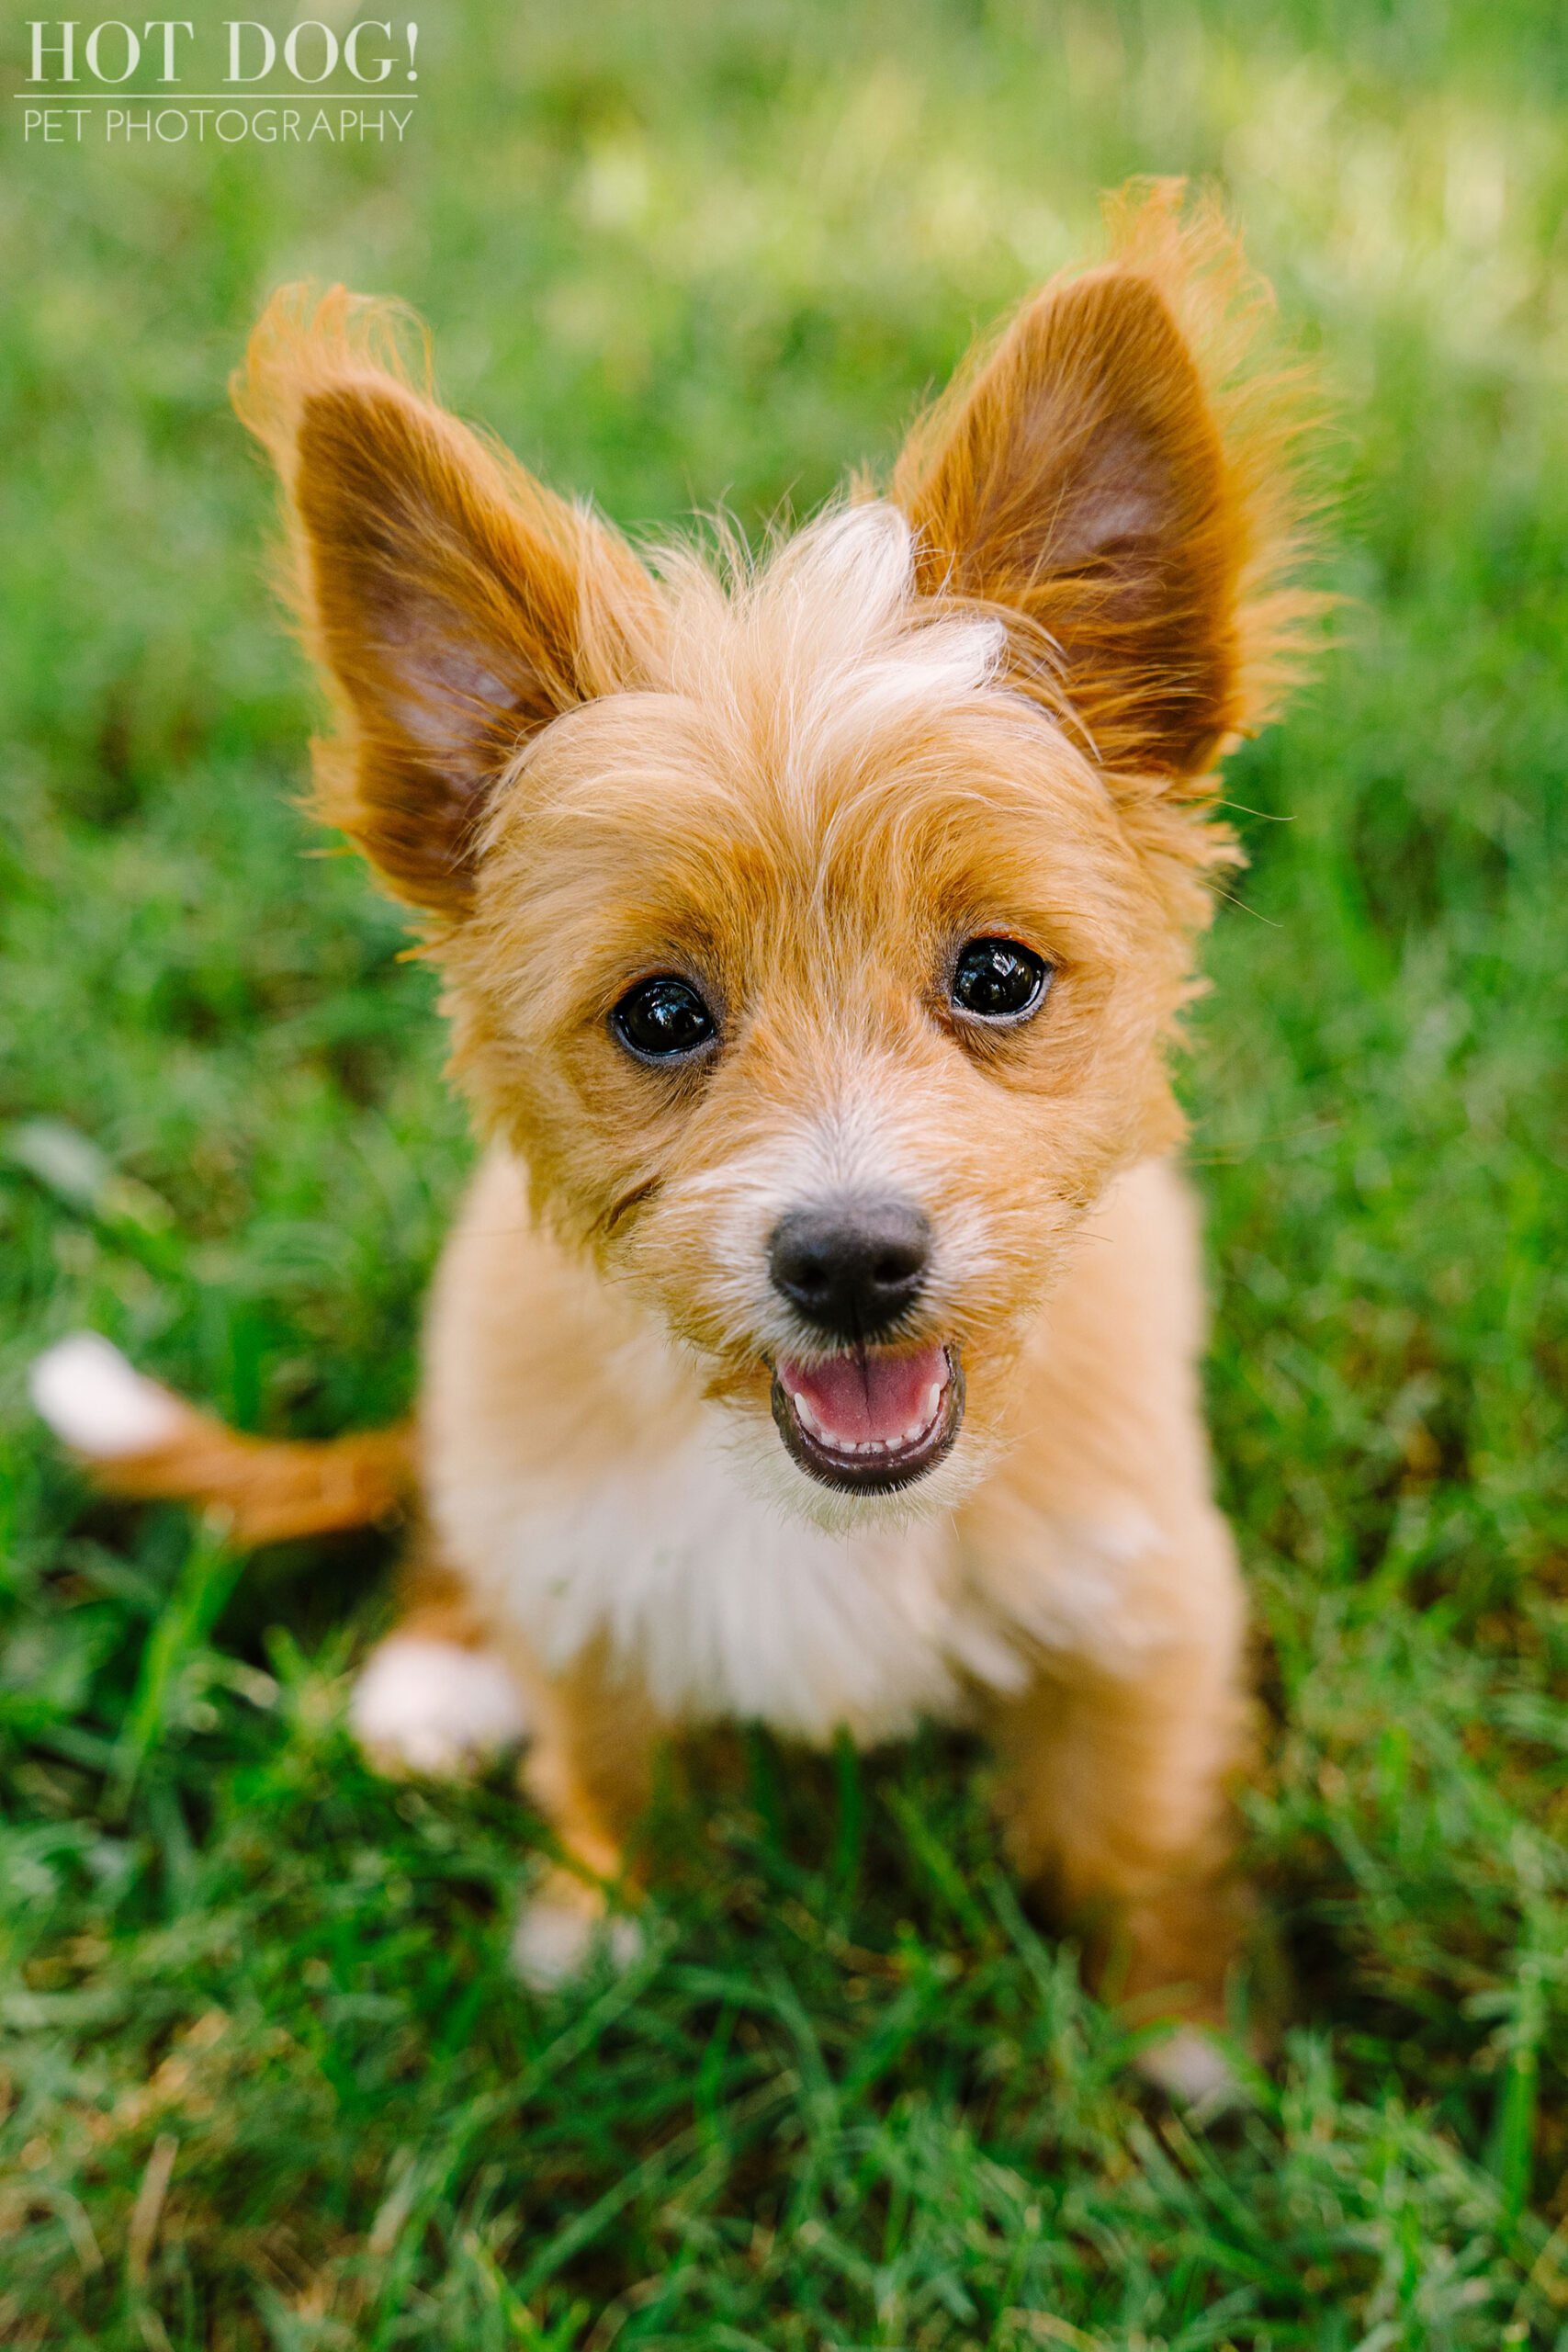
[4,1,1568,2343]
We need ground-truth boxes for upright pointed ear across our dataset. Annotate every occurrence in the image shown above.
[893,183,1317,782]
[233,285,652,916]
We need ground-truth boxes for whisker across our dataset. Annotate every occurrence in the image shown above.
[1207,883,1280,927]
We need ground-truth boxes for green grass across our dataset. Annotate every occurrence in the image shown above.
[5,1,1568,2342]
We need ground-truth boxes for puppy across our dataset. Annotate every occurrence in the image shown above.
[33,183,1317,2083]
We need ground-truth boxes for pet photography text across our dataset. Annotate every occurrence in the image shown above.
[17,15,419,143]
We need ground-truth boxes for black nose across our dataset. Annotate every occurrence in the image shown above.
[768,1200,931,1341]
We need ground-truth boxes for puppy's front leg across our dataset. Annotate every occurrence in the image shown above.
[987,1623,1248,2083]
[349,1555,533,1780]
[505,1642,663,1990]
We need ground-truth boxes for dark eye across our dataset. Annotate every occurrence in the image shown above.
[612,975,717,1061]
[950,937,1051,1023]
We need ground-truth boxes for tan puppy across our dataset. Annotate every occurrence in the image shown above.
[33,184,1317,2085]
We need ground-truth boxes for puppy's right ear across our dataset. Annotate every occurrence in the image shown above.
[234,285,650,917]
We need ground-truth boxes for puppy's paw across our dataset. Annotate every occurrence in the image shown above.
[348,1635,529,1779]
[511,1871,644,1992]
[1135,2024,1239,2108]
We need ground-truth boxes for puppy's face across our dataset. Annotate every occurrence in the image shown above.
[449,510,1195,1515]
[236,191,1309,1518]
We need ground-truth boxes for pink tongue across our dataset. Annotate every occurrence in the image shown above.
[782,1343,946,1448]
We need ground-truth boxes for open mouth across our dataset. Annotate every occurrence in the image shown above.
[771,1341,964,1494]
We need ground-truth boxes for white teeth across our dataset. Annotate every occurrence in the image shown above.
[784,1364,952,1461]
[790,1389,823,1438]
[787,1397,947,1455]
[789,1374,949,1458]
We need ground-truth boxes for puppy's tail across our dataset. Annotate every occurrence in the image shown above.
[29,1333,412,1548]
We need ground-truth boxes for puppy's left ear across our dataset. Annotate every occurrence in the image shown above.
[894,182,1319,783]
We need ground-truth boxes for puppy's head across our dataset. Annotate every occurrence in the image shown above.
[236,184,1319,1523]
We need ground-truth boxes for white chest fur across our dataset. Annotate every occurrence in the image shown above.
[419,1155,1189,1747]
[430,1408,1033,1747]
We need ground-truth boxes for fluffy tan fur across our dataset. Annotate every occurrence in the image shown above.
[92,1412,412,1547]
[56,183,1321,2034]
